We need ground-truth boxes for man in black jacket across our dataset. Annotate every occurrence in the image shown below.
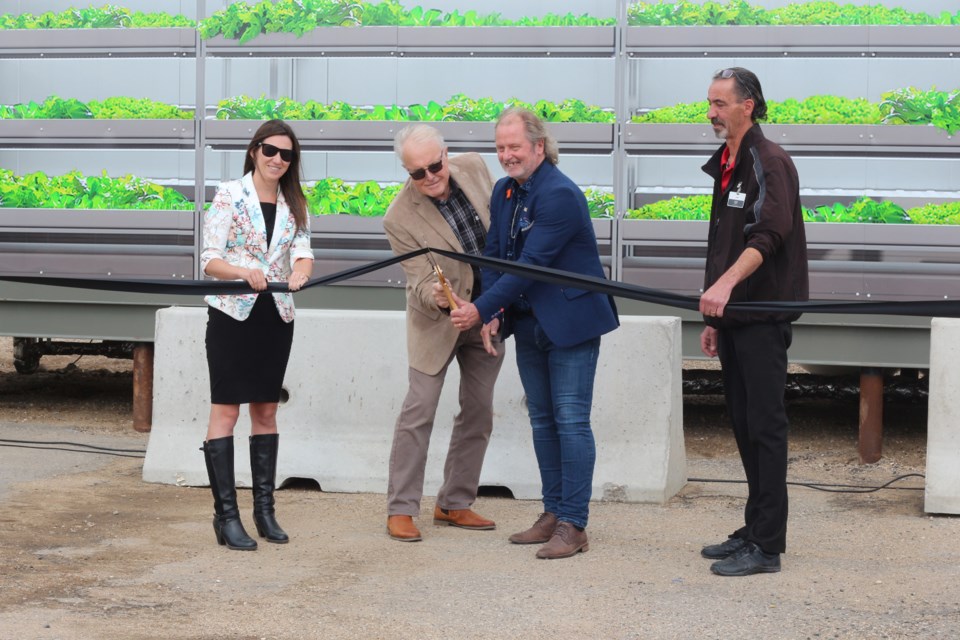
[697,67,809,577]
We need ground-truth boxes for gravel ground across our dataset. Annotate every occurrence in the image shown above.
[0,337,956,640]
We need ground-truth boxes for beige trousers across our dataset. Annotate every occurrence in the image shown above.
[386,326,505,516]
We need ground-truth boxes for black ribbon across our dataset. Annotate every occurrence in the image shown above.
[0,251,417,296]
[2,247,959,318]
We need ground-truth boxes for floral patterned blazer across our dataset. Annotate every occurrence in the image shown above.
[200,172,313,322]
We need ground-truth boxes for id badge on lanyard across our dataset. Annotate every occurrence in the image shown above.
[727,181,746,209]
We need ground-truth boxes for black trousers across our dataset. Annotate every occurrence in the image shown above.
[717,322,792,555]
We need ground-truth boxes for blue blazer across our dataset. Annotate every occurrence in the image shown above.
[473,161,618,348]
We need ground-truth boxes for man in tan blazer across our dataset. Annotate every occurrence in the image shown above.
[383,124,505,542]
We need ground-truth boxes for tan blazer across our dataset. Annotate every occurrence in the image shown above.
[383,152,494,375]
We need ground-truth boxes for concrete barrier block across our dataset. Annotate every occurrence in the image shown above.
[143,308,686,504]
[925,318,960,514]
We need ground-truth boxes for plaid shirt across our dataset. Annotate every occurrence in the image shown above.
[432,178,485,298]
[432,179,485,257]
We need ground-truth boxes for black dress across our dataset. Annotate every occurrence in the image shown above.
[205,202,294,405]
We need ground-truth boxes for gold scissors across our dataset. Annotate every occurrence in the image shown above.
[426,253,458,311]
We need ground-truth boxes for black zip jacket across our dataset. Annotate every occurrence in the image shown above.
[701,123,809,328]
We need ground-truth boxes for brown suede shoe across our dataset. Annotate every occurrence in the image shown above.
[535,521,589,559]
[432,506,496,530]
[508,512,558,545]
[387,515,422,542]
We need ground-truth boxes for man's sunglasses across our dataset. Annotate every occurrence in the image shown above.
[407,158,444,181]
[258,142,296,163]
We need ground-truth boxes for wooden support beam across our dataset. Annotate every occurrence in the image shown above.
[858,367,884,464]
[132,343,154,433]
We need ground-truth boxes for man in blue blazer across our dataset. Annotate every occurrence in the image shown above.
[446,107,619,559]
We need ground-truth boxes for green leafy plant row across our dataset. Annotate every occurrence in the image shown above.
[217,94,614,123]
[626,195,960,225]
[0,96,192,120]
[633,88,960,134]
[306,180,613,218]
[306,179,401,217]
[5,1,959,33]
[627,0,960,26]
[0,5,192,29]
[0,169,194,210]
[7,169,953,225]
[0,170,614,218]
[199,0,613,42]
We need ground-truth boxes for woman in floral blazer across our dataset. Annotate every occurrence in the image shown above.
[199,119,313,551]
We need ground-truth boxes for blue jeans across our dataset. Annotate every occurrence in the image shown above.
[513,315,600,530]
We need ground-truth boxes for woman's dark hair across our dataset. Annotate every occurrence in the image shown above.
[243,119,308,232]
[713,67,768,122]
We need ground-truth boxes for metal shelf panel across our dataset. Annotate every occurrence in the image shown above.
[306,213,614,285]
[623,123,960,156]
[618,218,960,301]
[0,119,196,147]
[631,188,959,209]
[0,248,194,279]
[204,27,399,57]
[0,281,405,341]
[625,25,960,57]
[0,209,195,233]
[395,26,615,57]
[619,218,960,249]
[0,209,196,280]
[308,214,397,287]
[0,28,197,58]
[592,218,612,242]
[206,119,614,152]
[0,291,194,342]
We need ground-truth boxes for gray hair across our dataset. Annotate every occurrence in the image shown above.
[495,107,559,165]
[393,124,445,162]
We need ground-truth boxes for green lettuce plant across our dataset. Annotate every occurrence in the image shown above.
[217,94,614,123]
[583,188,615,219]
[306,180,613,218]
[626,195,713,220]
[0,169,193,210]
[633,90,958,133]
[627,0,960,26]
[881,87,960,135]
[804,198,910,224]
[0,170,613,217]
[199,0,612,42]
[0,96,191,120]
[0,96,91,119]
[306,179,402,217]
[625,195,959,225]
[766,95,879,125]
[904,201,960,226]
[0,5,193,29]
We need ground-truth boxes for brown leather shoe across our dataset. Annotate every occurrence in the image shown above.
[387,515,422,542]
[508,512,558,545]
[432,506,496,530]
[535,521,589,559]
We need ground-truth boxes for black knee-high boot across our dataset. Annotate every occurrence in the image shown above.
[250,433,289,543]
[202,436,257,551]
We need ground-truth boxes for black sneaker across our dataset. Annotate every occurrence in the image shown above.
[701,536,748,560]
[710,542,781,577]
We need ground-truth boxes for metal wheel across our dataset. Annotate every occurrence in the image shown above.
[12,337,41,375]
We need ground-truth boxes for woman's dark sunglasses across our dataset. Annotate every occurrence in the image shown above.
[407,158,444,181]
[258,142,296,163]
